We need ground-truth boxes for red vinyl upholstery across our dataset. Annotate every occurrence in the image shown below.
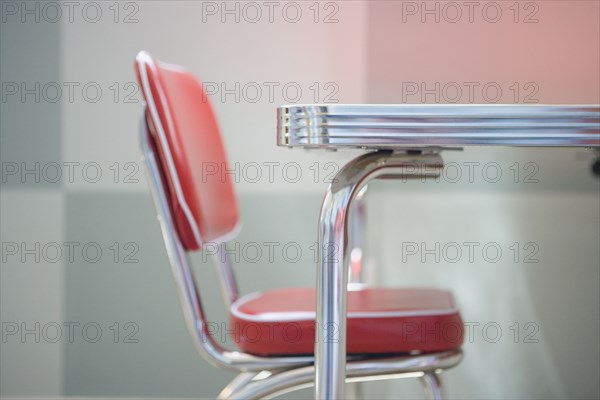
[231,287,464,356]
[135,52,239,250]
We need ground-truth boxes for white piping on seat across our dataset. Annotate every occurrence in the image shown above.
[230,290,460,323]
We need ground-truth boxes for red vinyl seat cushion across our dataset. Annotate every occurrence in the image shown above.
[230,287,464,356]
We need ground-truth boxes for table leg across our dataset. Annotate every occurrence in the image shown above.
[314,151,444,400]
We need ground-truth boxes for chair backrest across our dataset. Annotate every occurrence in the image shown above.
[134,52,315,371]
[135,51,239,251]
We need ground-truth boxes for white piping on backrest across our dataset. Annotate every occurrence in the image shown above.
[137,51,241,247]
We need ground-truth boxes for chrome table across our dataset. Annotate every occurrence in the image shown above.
[276,104,600,400]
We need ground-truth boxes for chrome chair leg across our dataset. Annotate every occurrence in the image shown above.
[420,372,443,400]
[316,151,444,399]
[223,350,461,400]
[346,381,363,399]
[218,371,260,400]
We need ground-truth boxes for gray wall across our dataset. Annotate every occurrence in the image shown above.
[1,5,64,396]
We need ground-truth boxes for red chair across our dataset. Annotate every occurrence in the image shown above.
[135,50,463,399]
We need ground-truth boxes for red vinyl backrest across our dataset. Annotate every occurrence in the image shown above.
[135,51,240,251]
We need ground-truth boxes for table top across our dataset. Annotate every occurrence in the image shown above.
[277,105,600,149]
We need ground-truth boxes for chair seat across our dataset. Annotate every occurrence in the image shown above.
[230,287,463,356]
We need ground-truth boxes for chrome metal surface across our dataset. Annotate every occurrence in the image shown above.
[218,372,258,399]
[346,381,362,400]
[215,244,240,305]
[315,151,444,399]
[348,186,367,287]
[220,350,462,399]
[420,372,443,400]
[278,104,600,149]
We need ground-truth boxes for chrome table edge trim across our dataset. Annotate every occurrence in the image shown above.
[277,104,600,148]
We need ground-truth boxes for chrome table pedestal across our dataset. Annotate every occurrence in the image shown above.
[277,104,600,400]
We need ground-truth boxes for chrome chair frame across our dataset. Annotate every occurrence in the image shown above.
[315,150,449,399]
[140,111,462,399]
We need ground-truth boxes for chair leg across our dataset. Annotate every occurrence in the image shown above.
[420,372,443,400]
[220,350,461,399]
[346,382,363,399]
[217,371,259,400]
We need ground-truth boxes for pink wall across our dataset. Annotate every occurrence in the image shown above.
[367,1,599,104]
